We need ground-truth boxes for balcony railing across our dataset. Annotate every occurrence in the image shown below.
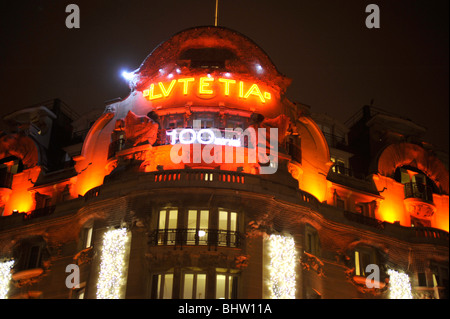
[344,211,384,230]
[412,227,449,241]
[23,205,56,221]
[149,228,242,248]
[331,165,366,180]
[404,182,433,202]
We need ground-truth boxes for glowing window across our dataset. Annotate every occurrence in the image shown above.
[215,273,238,299]
[183,273,207,299]
[151,273,173,299]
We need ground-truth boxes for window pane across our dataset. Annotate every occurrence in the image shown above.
[84,227,93,248]
[355,251,361,276]
[230,212,237,231]
[159,210,166,230]
[218,211,228,230]
[216,274,226,299]
[28,246,41,269]
[199,210,209,229]
[187,210,197,229]
[168,210,178,229]
[231,277,238,299]
[163,274,173,299]
[196,274,206,299]
[183,274,194,299]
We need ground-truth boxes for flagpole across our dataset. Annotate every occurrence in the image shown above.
[215,0,219,26]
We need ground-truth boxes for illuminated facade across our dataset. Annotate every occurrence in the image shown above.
[0,26,448,299]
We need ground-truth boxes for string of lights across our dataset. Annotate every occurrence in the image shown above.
[387,269,413,299]
[0,260,14,299]
[267,234,297,299]
[96,228,129,299]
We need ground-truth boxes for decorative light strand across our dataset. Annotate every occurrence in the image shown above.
[387,269,413,299]
[0,260,14,299]
[96,228,129,299]
[267,234,297,299]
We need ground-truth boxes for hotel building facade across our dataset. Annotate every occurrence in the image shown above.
[0,26,448,299]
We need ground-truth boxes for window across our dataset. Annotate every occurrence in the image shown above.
[430,263,449,293]
[417,272,427,287]
[81,225,93,249]
[183,272,207,299]
[355,202,376,219]
[226,116,247,129]
[186,209,209,245]
[151,273,174,299]
[180,48,235,70]
[331,156,346,174]
[165,114,185,130]
[304,225,320,256]
[216,273,238,299]
[13,239,47,273]
[218,210,238,247]
[193,112,216,128]
[354,247,377,277]
[396,167,436,202]
[158,209,178,245]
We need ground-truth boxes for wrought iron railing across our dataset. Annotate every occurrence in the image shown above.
[23,205,56,220]
[344,211,384,229]
[149,228,242,248]
[331,164,366,180]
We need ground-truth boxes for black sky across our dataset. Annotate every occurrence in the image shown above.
[0,0,448,151]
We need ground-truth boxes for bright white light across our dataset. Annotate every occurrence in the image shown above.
[255,64,263,73]
[0,260,14,299]
[121,70,134,81]
[176,68,181,74]
[198,230,206,237]
[267,234,297,299]
[158,68,165,75]
[97,228,129,299]
[224,72,231,77]
[168,73,173,79]
[387,269,413,299]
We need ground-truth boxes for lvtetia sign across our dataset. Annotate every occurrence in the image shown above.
[142,76,272,103]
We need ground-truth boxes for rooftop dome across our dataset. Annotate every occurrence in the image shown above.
[133,26,291,94]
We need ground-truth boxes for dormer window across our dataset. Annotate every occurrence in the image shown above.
[180,48,236,70]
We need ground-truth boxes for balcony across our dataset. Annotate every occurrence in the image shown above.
[404,182,433,202]
[403,182,436,219]
[23,205,56,221]
[344,211,384,230]
[149,228,243,249]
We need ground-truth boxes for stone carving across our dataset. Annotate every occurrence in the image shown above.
[0,133,39,168]
[123,111,159,148]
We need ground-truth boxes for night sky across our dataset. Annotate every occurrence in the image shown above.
[0,0,448,152]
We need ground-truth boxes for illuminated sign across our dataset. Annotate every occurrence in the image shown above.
[142,76,272,103]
